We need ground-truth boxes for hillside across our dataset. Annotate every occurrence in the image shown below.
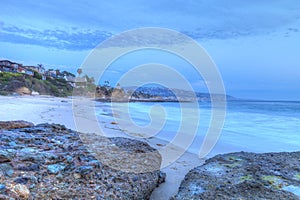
[124,86,236,101]
[0,72,73,97]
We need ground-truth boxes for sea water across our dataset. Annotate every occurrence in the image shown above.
[96,100,300,157]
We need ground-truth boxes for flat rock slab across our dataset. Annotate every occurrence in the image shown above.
[0,122,164,199]
[0,121,34,129]
[173,151,300,200]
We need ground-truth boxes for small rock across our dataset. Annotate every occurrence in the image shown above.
[0,151,12,163]
[12,184,30,199]
[19,148,36,154]
[14,177,31,184]
[42,152,58,160]
[18,149,44,162]
[47,164,66,174]
[76,166,94,175]
[0,163,14,177]
[56,173,63,181]
[0,194,10,200]
[0,184,6,191]
[8,141,17,147]
[73,173,81,179]
[17,164,40,171]
[158,172,166,184]
[65,156,73,163]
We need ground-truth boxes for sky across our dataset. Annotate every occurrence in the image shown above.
[1,0,300,100]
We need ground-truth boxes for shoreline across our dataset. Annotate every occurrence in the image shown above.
[0,95,204,199]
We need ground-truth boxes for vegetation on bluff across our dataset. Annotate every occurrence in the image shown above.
[0,72,73,97]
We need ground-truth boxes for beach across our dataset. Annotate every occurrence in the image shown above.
[0,95,204,199]
[2,95,300,199]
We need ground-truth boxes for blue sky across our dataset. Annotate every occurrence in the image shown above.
[1,0,300,100]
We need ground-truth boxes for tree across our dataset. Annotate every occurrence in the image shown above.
[33,71,42,80]
[61,71,75,77]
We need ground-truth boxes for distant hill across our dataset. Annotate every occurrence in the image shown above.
[124,86,236,101]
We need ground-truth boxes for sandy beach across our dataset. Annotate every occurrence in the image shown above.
[0,95,204,199]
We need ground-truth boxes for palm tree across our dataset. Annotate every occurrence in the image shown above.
[77,68,82,77]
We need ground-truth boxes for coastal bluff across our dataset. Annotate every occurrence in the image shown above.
[0,121,165,199]
[173,151,300,199]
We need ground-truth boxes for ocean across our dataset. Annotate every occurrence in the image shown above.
[96,100,300,157]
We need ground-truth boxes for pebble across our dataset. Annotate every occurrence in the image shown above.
[0,150,12,163]
[73,173,81,179]
[0,184,6,191]
[0,163,14,177]
[47,163,66,174]
[76,165,94,175]
[13,184,30,199]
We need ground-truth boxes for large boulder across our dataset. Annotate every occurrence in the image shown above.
[173,151,300,200]
[15,87,31,95]
[0,122,164,199]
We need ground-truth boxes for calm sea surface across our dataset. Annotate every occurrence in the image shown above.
[96,100,300,157]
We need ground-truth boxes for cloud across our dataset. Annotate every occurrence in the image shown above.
[1,0,300,49]
[0,24,112,50]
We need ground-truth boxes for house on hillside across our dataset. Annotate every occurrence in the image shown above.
[0,60,22,72]
[17,66,26,74]
[16,67,34,76]
[25,70,34,76]
[24,65,46,79]
[24,65,45,75]
[37,65,45,74]
[45,70,58,78]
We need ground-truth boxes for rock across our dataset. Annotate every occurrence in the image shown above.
[173,151,300,200]
[31,91,39,96]
[47,163,66,174]
[0,122,163,199]
[0,194,10,200]
[76,165,94,175]
[18,152,44,163]
[15,87,31,95]
[0,184,6,191]
[158,171,166,185]
[0,163,14,177]
[14,176,32,184]
[0,121,34,130]
[12,184,30,199]
[17,164,40,171]
[8,141,17,147]
[0,150,12,163]
[73,173,81,179]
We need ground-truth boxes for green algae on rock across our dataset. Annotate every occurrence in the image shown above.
[173,151,300,200]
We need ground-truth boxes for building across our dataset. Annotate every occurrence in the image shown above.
[45,70,57,78]
[24,65,45,75]
[0,60,22,72]
[17,66,26,74]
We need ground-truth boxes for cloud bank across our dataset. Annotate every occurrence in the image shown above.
[1,0,300,50]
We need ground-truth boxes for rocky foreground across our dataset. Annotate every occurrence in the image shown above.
[173,151,300,200]
[0,121,165,199]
